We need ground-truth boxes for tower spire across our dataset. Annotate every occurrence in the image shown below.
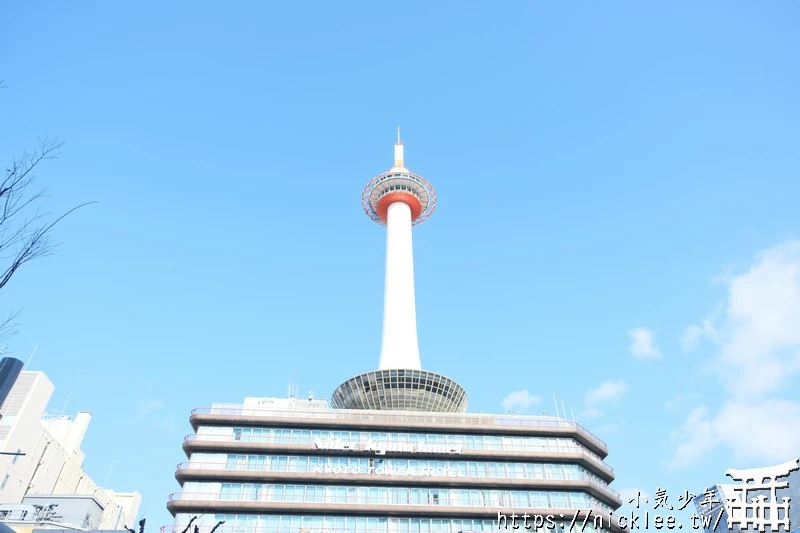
[393,127,405,170]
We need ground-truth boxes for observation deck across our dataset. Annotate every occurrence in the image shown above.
[331,369,468,413]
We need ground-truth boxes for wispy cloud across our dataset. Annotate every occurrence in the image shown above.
[668,239,800,468]
[139,399,164,412]
[135,381,167,424]
[594,422,619,434]
[157,417,181,433]
[628,327,661,359]
[680,326,704,352]
[668,401,800,470]
[664,393,701,411]
[585,380,629,406]
[680,319,718,352]
[667,406,717,470]
[501,389,540,413]
[577,407,603,420]
[135,399,165,420]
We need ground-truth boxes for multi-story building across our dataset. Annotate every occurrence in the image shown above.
[168,396,621,533]
[0,366,141,531]
[693,461,800,533]
[166,137,624,533]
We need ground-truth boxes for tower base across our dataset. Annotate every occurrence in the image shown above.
[331,369,468,412]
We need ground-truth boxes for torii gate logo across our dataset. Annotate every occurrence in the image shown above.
[724,458,799,532]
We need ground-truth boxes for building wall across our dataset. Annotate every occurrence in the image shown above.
[0,371,141,530]
[3,524,33,533]
[0,372,57,502]
[21,495,105,530]
[168,400,623,533]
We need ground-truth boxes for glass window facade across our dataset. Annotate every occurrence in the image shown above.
[185,453,610,487]
[173,513,608,533]
[175,482,611,511]
[194,426,606,463]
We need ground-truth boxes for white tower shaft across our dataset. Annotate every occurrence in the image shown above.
[378,201,422,370]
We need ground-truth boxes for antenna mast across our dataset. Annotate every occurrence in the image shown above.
[287,370,299,399]
[25,345,39,368]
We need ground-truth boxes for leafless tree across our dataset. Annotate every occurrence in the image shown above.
[1,80,95,342]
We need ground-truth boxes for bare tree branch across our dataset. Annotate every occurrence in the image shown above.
[180,516,198,533]
[0,309,22,343]
[0,135,96,341]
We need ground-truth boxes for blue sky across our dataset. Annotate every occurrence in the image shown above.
[2,0,799,529]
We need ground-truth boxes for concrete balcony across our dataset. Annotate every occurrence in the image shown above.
[173,463,621,508]
[166,496,627,533]
[189,407,609,458]
[182,436,616,482]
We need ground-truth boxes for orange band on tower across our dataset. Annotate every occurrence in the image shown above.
[376,192,423,222]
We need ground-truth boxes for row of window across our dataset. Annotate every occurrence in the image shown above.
[178,482,612,512]
[380,182,421,195]
[187,453,609,487]
[172,513,609,533]
[197,426,603,462]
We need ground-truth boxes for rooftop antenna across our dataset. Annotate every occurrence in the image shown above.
[561,400,567,422]
[287,370,297,399]
[552,393,560,419]
[102,461,114,487]
[139,493,152,522]
[25,345,38,369]
[59,392,72,417]
[397,126,401,143]
[570,405,576,422]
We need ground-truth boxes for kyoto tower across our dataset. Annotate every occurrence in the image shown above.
[331,132,468,413]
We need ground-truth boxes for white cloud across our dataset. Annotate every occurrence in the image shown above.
[667,400,800,470]
[585,380,629,406]
[628,328,661,359]
[714,399,800,463]
[667,406,717,470]
[668,239,800,468]
[717,240,800,398]
[501,389,540,413]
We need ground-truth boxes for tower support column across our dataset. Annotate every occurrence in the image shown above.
[379,201,421,370]
[331,135,468,412]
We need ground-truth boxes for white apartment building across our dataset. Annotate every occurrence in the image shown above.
[0,371,141,530]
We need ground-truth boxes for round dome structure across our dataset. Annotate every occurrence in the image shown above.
[332,369,468,413]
